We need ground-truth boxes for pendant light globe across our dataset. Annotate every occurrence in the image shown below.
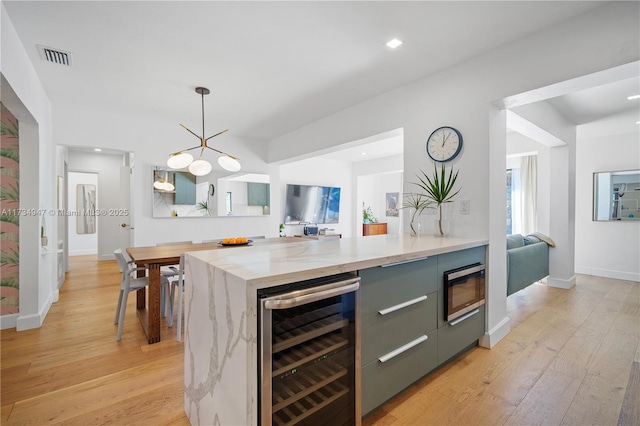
[167,152,193,169]
[189,159,213,176]
[218,155,241,172]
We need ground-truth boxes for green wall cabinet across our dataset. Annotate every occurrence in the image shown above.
[247,182,270,207]
[174,172,196,205]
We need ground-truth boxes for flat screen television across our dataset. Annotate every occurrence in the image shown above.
[284,184,341,224]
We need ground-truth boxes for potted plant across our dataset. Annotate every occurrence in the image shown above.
[414,163,461,236]
[401,192,432,236]
[196,199,209,215]
[41,224,48,247]
[362,203,377,223]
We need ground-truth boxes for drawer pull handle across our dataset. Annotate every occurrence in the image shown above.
[449,308,480,326]
[381,256,429,268]
[378,295,428,316]
[378,335,428,363]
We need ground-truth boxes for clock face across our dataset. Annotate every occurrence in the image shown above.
[426,126,463,162]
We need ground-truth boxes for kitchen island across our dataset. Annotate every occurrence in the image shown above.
[183,235,488,425]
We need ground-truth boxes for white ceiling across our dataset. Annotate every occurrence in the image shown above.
[4,0,623,148]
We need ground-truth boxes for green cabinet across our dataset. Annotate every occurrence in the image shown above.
[173,172,196,205]
[247,182,270,207]
[360,257,438,415]
[359,246,487,417]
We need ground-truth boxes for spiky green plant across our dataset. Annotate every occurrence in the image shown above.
[401,192,432,235]
[414,164,461,236]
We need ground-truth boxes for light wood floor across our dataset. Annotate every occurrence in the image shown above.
[1,256,638,425]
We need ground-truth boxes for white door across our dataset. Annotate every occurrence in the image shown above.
[117,165,133,251]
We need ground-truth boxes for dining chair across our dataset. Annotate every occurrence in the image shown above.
[113,249,169,341]
[167,253,186,341]
[156,241,192,317]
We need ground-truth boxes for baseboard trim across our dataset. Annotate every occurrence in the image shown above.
[547,274,576,289]
[0,313,18,330]
[16,293,53,331]
[479,316,510,349]
[575,266,640,283]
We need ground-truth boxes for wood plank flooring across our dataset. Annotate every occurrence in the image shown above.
[1,256,638,425]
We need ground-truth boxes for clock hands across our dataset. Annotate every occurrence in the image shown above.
[441,131,451,147]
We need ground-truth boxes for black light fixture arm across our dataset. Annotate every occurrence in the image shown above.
[169,86,238,160]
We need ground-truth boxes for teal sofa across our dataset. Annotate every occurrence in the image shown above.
[506,234,549,296]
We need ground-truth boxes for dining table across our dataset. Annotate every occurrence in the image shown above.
[126,237,306,344]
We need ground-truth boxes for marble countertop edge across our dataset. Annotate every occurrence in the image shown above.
[186,235,488,288]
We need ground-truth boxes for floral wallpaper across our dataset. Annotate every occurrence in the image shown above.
[1,102,19,315]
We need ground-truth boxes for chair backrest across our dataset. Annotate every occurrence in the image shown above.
[113,249,129,273]
[248,235,266,239]
[156,241,193,246]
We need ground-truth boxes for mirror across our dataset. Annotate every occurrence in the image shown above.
[593,170,640,221]
[76,184,96,234]
[153,169,270,218]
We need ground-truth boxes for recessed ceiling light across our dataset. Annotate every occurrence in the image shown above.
[361,152,367,156]
[94,148,102,152]
[628,95,640,100]
[636,120,640,124]
[386,38,403,49]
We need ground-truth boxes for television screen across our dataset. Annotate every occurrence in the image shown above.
[284,184,341,224]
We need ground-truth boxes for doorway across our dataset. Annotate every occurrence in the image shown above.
[67,171,98,255]
[61,148,133,262]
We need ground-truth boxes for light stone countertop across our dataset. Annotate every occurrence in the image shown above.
[186,234,488,289]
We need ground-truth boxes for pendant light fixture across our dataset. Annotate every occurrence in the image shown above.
[167,87,241,176]
[153,168,175,192]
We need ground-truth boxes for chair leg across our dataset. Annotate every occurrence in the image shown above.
[167,283,175,328]
[114,290,124,324]
[176,279,183,341]
[161,285,166,317]
[116,290,129,341]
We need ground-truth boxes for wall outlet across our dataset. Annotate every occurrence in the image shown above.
[460,200,470,215]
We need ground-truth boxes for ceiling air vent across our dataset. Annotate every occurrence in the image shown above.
[37,45,73,66]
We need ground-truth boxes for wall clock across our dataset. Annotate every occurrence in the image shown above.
[426,126,463,162]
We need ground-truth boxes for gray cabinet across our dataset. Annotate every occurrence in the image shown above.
[359,246,487,416]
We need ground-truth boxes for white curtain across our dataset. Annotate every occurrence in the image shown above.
[510,168,522,235]
[520,155,537,235]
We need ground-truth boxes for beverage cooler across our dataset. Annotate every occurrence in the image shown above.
[258,273,361,426]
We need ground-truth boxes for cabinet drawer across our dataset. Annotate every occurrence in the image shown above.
[362,330,437,415]
[360,256,437,313]
[437,305,485,364]
[362,291,437,365]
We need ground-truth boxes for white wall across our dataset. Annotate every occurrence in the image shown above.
[1,5,57,330]
[67,171,98,255]
[575,111,640,282]
[268,2,640,347]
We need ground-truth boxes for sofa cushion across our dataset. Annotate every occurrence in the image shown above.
[507,234,524,250]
